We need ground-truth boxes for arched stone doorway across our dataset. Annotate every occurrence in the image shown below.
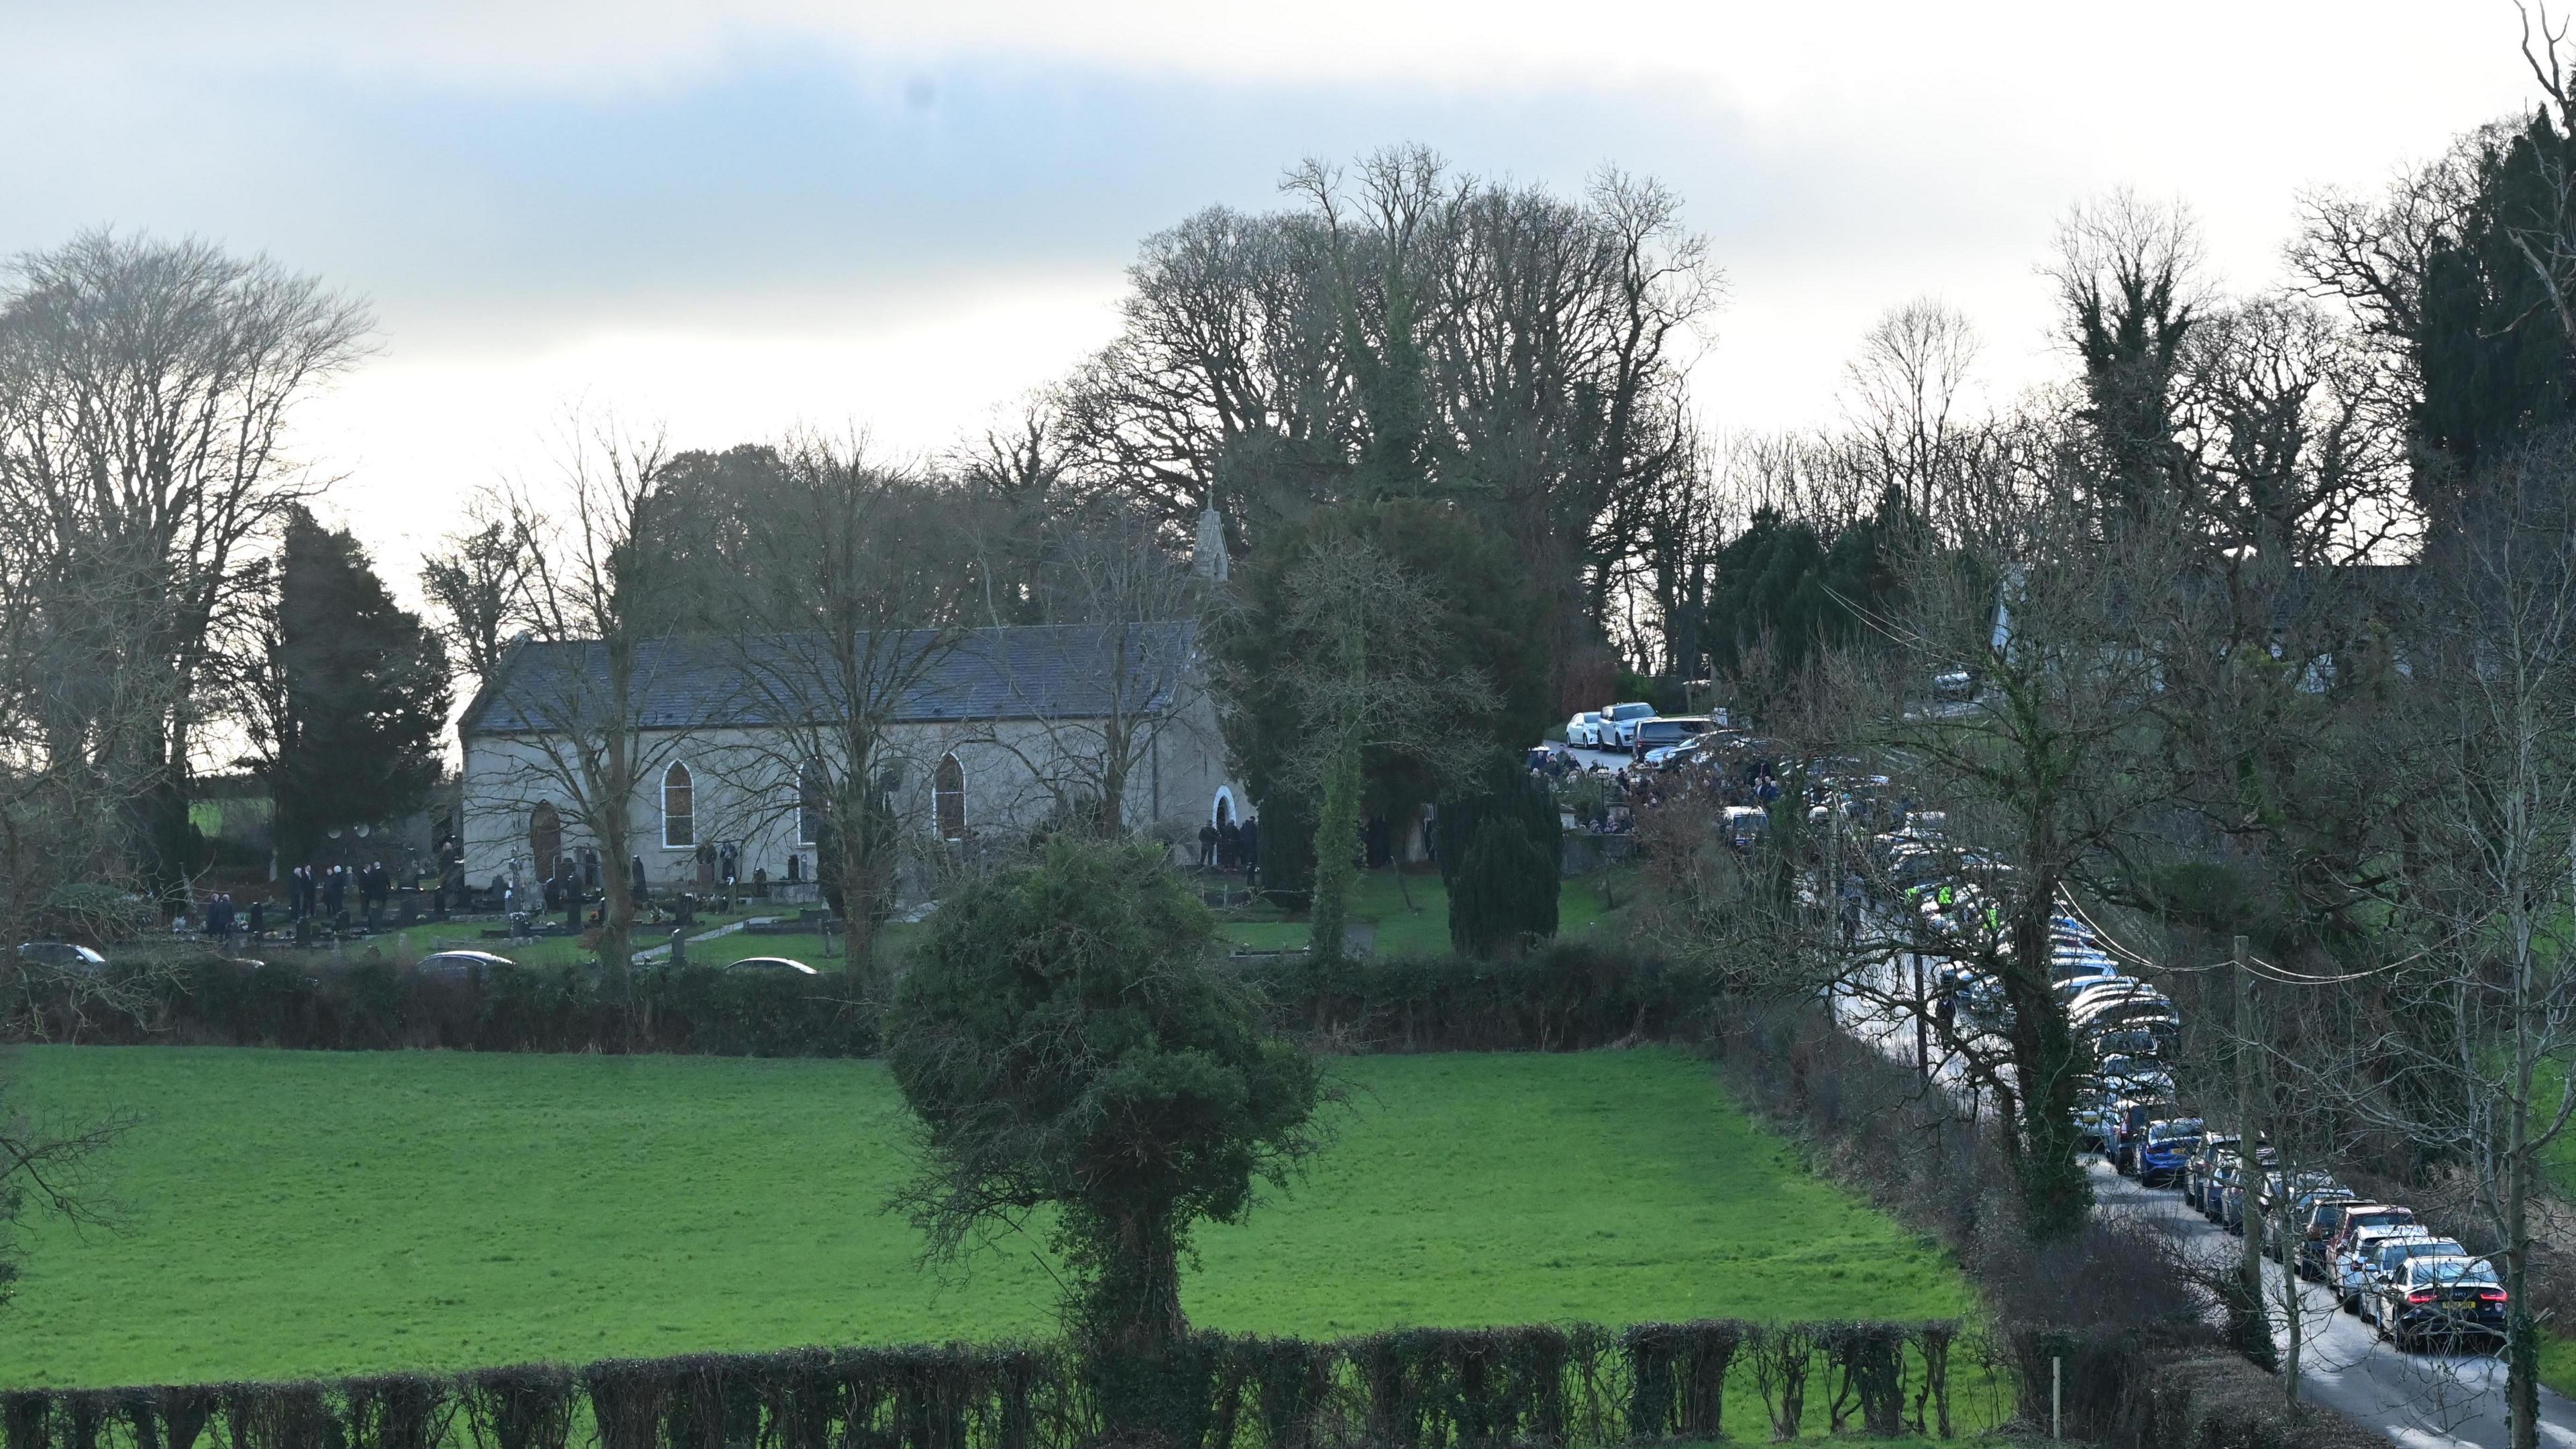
[528,802,561,882]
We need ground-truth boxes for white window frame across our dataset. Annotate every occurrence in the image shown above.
[796,763,824,848]
[661,761,696,849]
[933,753,966,841]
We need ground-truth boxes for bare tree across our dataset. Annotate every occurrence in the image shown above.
[958,502,1211,842]
[0,231,370,897]
[2364,437,2576,1449]
[712,432,975,971]
[421,498,537,688]
[474,417,702,979]
[1841,299,1986,528]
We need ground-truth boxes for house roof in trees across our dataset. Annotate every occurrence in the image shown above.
[459,622,1199,736]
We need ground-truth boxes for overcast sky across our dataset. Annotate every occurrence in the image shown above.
[0,2,2540,576]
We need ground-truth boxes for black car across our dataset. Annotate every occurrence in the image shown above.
[2379,1256,2508,1351]
[726,957,820,975]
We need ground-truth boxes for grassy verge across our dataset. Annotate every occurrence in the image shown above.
[0,1046,1968,1388]
[1215,866,1635,955]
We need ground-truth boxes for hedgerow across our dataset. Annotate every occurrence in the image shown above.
[0,1322,1974,1449]
[3,942,1723,1058]
[1,958,879,1057]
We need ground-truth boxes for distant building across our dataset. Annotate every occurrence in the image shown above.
[455,621,1241,898]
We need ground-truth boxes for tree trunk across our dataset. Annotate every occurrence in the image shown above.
[1307,738,1361,965]
[2000,890,2092,1241]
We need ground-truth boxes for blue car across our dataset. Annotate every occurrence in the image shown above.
[2136,1118,2204,1187]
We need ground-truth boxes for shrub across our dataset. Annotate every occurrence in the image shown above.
[0,957,880,1057]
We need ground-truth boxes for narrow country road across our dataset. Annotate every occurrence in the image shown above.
[2090,1162,2576,1449]
[1825,933,2576,1447]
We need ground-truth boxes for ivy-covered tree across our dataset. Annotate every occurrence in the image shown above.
[249,508,451,863]
[886,839,1327,1433]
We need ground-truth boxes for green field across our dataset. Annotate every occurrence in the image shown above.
[1215,867,1632,955]
[0,1046,1968,1388]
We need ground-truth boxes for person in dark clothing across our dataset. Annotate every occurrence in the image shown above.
[246,898,266,941]
[1218,818,1240,870]
[631,855,648,902]
[1197,821,1218,869]
[1238,816,1259,883]
[321,867,345,922]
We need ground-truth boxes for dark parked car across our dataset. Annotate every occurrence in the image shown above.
[2184,1136,2241,1212]
[16,941,108,973]
[415,949,514,980]
[2379,1256,2508,1351]
[2280,1188,2359,1273]
[2299,1198,2383,1282]
[1631,716,1713,761]
[2135,1120,2204,1187]
[725,957,819,975]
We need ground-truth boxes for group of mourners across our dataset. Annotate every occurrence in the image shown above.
[174,859,410,945]
[1195,815,1261,881]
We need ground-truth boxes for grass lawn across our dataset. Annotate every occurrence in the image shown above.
[0,1046,1969,1388]
[1217,867,1635,955]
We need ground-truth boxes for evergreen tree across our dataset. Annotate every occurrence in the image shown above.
[2415,111,2576,530]
[1433,755,1562,957]
[1703,488,1920,684]
[252,508,451,863]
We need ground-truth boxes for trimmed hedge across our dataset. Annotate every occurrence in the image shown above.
[5,943,1726,1059]
[3,959,879,1057]
[0,1321,1970,1449]
[1244,942,1727,1052]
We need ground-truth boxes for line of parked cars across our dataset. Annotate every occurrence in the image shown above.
[1562,702,1723,763]
[2165,1140,2508,1350]
[1874,852,2509,1356]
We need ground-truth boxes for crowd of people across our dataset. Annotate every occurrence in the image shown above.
[1195,814,1260,881]
[1531,741,1786,834]
[173,859,418,946]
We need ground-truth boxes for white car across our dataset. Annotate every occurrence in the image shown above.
[1599,702,1657,747]
[2336,1219,2430,1310]
[1565,711,1605,748]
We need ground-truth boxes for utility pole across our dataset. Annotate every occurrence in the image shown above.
[2235,934,2271,1368]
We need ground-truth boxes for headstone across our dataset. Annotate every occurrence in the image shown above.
[670,929,687,967]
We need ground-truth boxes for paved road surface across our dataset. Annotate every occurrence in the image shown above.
[1823,927,2576,1446]
[2092,1163,2576,1449]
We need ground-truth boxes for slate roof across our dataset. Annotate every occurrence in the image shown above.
[461,622,1199,736]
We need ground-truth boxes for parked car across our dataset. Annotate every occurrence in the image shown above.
[2298,1198,2380,1281]
[726,957,819,975]
[2334,1215,2429,1311]
[1631,716,1712,761]
[1599,702,1658,748]
[2135,1120,2204,1187]
[2216,1148,2283,1233]
[2378,1256,2508,1350]
[1565,711,1605,747]
[415,949,515,980]
[2356,1236,2467,1328]
[16,941,108,973]
[2184,1136,2241,1212]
